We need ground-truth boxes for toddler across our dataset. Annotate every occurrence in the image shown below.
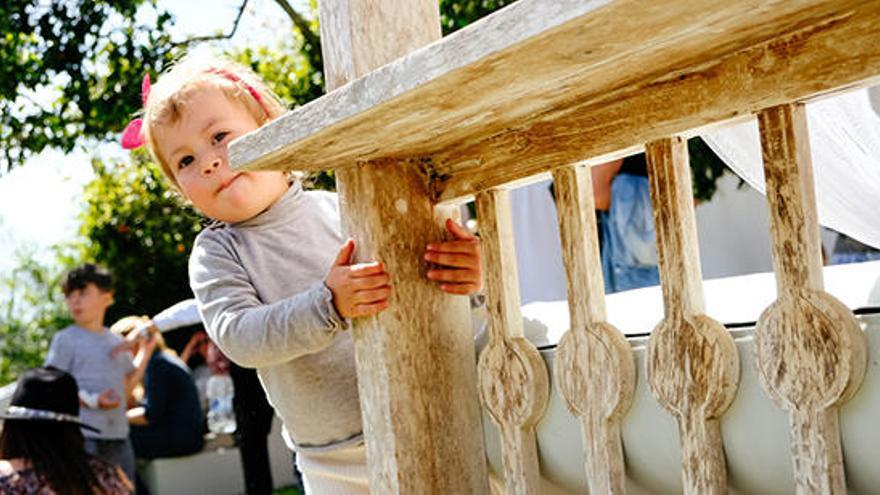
[130,54,482,493]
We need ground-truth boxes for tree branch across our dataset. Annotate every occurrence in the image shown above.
[172,0,249,47]
[272,0,321,54]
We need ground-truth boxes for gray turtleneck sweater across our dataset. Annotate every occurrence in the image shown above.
[189,182,362,453]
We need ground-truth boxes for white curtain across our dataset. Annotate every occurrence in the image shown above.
[702,87,880,249]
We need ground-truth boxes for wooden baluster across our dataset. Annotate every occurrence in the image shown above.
[476,188,550,495]
[645,137,739,494]
[319,1,489,492]
[754,103,867,494]
[551,164,635,494]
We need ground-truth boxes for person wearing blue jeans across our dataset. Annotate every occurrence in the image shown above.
[594,154,660,294]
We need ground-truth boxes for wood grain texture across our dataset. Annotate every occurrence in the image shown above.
[645,138,739,494]
[228,0,880,205]
[435,0,880,202]
[551,165,635,494]
[475,189,549,495]
[319,2,489,493]
[754,104,867,494]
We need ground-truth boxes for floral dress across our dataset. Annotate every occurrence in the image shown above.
[0,457,132,494]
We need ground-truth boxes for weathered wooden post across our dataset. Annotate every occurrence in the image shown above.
[476,188,549,494]
[317,1,488,492]
[645,137,740,494]
[754,103,867,494]
[551,164,635,494]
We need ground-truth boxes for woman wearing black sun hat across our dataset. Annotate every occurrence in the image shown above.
[0,366,133,494]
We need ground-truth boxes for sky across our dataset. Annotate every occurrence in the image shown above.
[0,0,306,278]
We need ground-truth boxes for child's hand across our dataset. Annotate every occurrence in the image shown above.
[425,219,482,295]
[97,388,121,409]
[326,239,393,319]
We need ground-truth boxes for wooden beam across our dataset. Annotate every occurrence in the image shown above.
[645,137,739,494]
[318,1,488,493]
[229,0,880,203]
[753,104,867,494]
[435,0,880,202]
[551,165,634,494]
[475,188,549,494]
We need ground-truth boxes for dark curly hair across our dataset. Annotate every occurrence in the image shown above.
[61,264,113,296]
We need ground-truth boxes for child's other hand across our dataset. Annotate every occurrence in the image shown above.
[326,239,393,319]
[97,388,121,409]
[425,219,482,295]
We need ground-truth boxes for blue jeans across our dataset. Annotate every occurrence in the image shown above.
[830,251,880,265]
[600,173,660,294]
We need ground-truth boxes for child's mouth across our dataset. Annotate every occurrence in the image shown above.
[219,174,240,192]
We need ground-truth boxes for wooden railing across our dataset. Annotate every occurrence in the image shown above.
[230,0,880,493]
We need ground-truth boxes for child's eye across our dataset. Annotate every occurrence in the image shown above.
[178,155,195,169]
[212,131,230,145]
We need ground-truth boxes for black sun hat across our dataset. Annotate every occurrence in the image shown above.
[0,366,99,433]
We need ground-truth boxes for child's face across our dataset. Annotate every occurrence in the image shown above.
[155,86,288,223]
[64,283,113,326]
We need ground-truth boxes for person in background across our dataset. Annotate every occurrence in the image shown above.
[121,298,299,494]
[228,361,284,495]
[111,316,204,460]
[180,329,212,413]
[0,366,133,494]
[592,155,660,294]
[45,264,142,484]
[111,316,203,495]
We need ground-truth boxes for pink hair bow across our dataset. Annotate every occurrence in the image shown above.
[121,74,151,150]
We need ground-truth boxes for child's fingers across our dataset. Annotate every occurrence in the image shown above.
[428,268,478,283]
[354,300,390,317]
[355,286,392,304]
[445,218,476,240]
[425,251,478,269]
[426,240,480,253]
[352,273,391,290]
[349,261,385,278]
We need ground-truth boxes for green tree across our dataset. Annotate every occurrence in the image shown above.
[0,0,319,174]
[439,0,520,34]
[0,252,71,385]
[0,0,183,172]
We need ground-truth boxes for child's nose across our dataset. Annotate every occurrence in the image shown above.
[201,157,222,176]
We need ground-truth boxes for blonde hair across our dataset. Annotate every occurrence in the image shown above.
[142,53,288,187]
[110,315,170,353]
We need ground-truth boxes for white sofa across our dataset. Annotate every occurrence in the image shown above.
[138,416,295,495]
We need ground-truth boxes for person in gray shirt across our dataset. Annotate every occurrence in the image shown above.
[45,264,146,485]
